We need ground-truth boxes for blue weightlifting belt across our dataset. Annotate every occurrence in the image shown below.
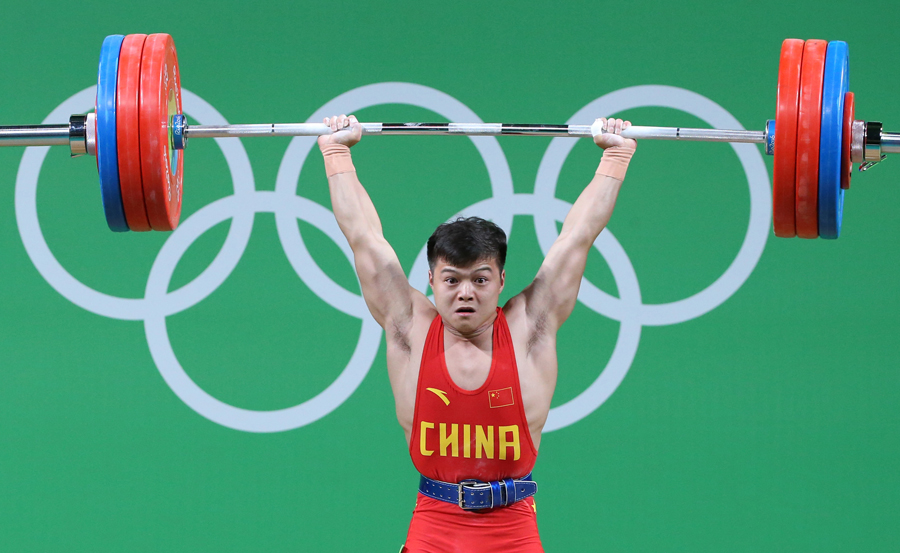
[418,473,537,511]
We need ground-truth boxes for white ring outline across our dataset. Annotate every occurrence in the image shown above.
[14,87,257,320]
[144,191,382,432]
[534,85,771,326]
[144,91,384,432]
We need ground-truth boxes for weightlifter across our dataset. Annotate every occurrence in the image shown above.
[318,114,636,552]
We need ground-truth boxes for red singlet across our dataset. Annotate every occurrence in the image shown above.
[403,309,542,553]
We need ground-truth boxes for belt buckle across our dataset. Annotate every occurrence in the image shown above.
[457,479,482,510]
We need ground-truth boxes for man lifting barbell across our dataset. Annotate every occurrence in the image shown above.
[318,113,636,552]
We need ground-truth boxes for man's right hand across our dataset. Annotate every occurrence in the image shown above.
[318,114,362,148]
[591,117,636,151]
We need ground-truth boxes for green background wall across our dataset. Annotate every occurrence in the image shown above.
[1,1,898,551]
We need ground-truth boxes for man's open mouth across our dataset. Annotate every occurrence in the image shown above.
[456,307,475,313]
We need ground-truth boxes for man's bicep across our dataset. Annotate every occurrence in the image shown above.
[352,236,416,328]
[527,235,590,326]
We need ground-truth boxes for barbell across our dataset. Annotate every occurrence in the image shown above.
[1,34,895,239]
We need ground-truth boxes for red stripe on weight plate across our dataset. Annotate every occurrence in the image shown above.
[841,92,854,190]
[139,33,183,231]
[794,39,827,239]
[773,39,804,238]
[117,34,151,232]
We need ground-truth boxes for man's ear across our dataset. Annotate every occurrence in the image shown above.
[428,270,434,288]
[499,269,505,292]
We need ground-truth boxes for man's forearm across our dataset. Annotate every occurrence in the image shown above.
[322,144,384,247]
[558,173,623,247]
[559,144,635,247]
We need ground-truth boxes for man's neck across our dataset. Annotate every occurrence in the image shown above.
[444,311,497,349]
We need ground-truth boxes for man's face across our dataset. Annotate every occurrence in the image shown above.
[429,258,505,333]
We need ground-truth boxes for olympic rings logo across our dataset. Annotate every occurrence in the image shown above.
[15,83,771,433]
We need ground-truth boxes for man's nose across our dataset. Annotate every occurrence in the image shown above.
[457,283,474,300]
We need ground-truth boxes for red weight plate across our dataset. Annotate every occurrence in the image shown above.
[794,39,827,239]
[773,39,804,238]
[117,34,151,231]
[139,33,183,231]
[841,91,854,190]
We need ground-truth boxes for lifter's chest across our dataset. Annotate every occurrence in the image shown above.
[443,340,493,391]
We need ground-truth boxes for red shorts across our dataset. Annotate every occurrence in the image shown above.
[401,493,543,553]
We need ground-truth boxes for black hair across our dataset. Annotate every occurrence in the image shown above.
[427,216,507,271]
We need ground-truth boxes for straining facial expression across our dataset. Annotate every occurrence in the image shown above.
[426,217,507,333]
[429,257,505,332]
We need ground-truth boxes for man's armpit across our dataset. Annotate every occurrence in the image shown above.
[391,319,412,356]
[526,310,548,355]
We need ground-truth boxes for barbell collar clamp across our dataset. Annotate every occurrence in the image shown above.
[765,120,776,155]
[68,115,87,157]
[85,112,97,156]
[864,121,883,162]
[860,155,886,172]
[851,120,867,163]
[172,114,186,150]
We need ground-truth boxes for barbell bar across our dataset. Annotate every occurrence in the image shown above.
[8,118,899,151]
[0,120,770,145]
[0,34,894,238]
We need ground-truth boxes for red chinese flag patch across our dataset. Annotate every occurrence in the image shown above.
[488,387,514,408]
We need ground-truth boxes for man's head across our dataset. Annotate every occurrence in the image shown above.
[427,217,507,334]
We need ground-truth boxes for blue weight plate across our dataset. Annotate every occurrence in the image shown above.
[818,41,849,239]
[97,34,129,232]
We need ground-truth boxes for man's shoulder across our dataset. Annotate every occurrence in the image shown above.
[502,292,542,329]
[502,296,530,340]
